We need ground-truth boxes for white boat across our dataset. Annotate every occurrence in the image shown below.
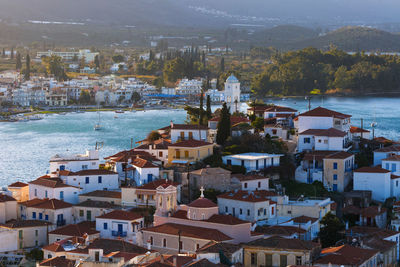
[94,124,102,131]
[94,106,102,131]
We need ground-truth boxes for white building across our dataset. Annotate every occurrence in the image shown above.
[224,74,241,114]
[59,169,119,194]
[217,190,277,222]
[298,128,349,152]
[222,153,283,173]
[175,79,203,95]
[49,150,100,173]
[353,166,394,202]
[373,145,400,166]
[28,176,81,204]
[36,49,99,63]
[0,228,18,252]
[129,158,160,186]
[134,139,170,166]
[0,194,17,224]
[231,174,269,191]
[170,121,208,143]
[205,89,224,102]
[95,210,144,244]
[196,242,243,265]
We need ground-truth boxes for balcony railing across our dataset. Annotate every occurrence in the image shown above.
[173,156,195,160]
[56,219,66,227]
[112,231,127,237]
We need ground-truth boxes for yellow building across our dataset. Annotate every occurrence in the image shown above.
[167,140,214,165]
[323,151,354,192]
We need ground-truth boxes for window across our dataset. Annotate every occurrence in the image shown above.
[34,189,37,197]
[258,210,260,216]
[163,238,167,247]
[39,213,43,220]
[386,163,390,170]
[104,223,108,230]
[150,236,153,245]
[45,215,49,221]
[324,140,328,144]
[251,253,257,265]
[304,137,310,144]
[35,230,38,236]
[98,176,102,183]
[318,139,322,143]
[264,209,266,215]
[19,241,23,249]
[79,210,84,217]
[333,184,338,192]
[159,151,163,157]
[265,254,272,266]
[247,209,250,216]
[296,256,302,265]
[45,190,48,198]
[244,183,248,189]
[258,182,261,188]
[48,254,52,259]
[271,206,274,215]
[227,159,232,165]
[397,181,399,187]
[85,177,89,184]
[202,214,205,220]
[240,209,243,215]
[19,230,23,239]
[241,160,245,167]
[225,206,228,213]
[59,191,64,200]
[333,162,338,169]
[333,174,338,180]
[393,164,397,172]
[196,243,200,250]
[32,212,36,219]
[280,255,287,267]
[82,165,88,170]
[179,241,183,251]
[272,129,277,135]
[184,151,189,158]
[35,240,38,246]
[188,132,193,140]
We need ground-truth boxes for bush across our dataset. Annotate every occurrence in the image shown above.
[25,248,43,261]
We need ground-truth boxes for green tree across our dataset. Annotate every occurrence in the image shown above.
[251,117,265,132]
[42,55,67,81]
[131,92,141,103]
[112,54,124,63]
[216,103,231,145]
[1,48,4,58]
[206,95,212,119]
[220,57,225,72]
[15,52,22,69]
[163,57,185,83]
[78,90,91,104]
[94,55,100,69]
[319,212,345,248]
[147,131,161,142]
[199,92,204,125]
[10,47,14,59]
[24,54,31,81]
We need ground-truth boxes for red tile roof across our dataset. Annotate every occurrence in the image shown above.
[264,105,297,113]
[354,166,391,173]
[133,179,180,190]
[79,190,121,199]
[324,151,354,159]
[29,177,79,189]
[361,206,387,217]
[205,214,249,225]
[383,155,400,161]
[245,236,319,250]
[350,126,370,133]
[96,210,143,221]
[170,140,213,148]
[375,145,400,152]
[208,116,250,126]
[22,198,72,210]
[39,256,75,267]
[131,158,158,168]
[255,225,306,236]
[298,106,351,119]
[292,215,318,224]
[0,194,16,202]
[316,245,378,265]
[8,181,28,188]
[188,197,217,208]
[231,174,269,181]
[171,124,208,130]
[61,169,118,176]
[42,242,65,252]
[0,219,52,228]
[142,223,232,241]
[299,128,347,137]
[217,190,277,203]
[49,221,98,236]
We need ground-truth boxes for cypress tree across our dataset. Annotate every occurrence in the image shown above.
[216,102,231,145]
[10,47,14,59]
[25,54,30,81]
[16,52,22,69]
[206,95,212,119]
[220,57,225,72]
[199,92,204,125]
[94,55,100,69]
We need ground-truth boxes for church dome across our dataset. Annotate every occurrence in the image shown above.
[226,74,238,83]
[188,197,217,208]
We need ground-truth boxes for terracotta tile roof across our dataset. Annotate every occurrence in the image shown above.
[196,241,241,255]
[80,190,121,199]
[133,179,180,190]
[105,150,157,163]
[375,144,400,152]
[363,236,396,252]
[39,256,75,267]
[217,190,277,203]
[170,140,213,148]
[292,215,318,224]
[0,194,16,202]
[171,210,189,219]
[264,105,297,113]
[316,245,378,265]
[49,221,98,236]
[354,166,391,173]
[245,236,319,250]
[188,197,217,208]
[205,214,249,225]
[78,238,149,255]
[136,139,171,150]
[232,174,269,181]
[22,198,72,210]
[171,124,208,130]
[142,223,232,241]
[74,200,121,209]
[144,255,195,267]
[184,258,222,266]
[255,225,306,236]
[0,219,52,228]
[383,155,400,161]
[61,169,118,176]
[342,205,361,215]
[391,174,400,179]
[29,177,79,189]
[190,167,231,176]
[361,206,387,217]
[96,210,143,221]
[8,181,28,187]
[131,158,158,168]
[350,126,370,133]
[42,242,65,252]
[303,151,340,161]
[346,226,398,239]
[208,116,250,126]
[324,151,354,159]
[298,106,351,119]
[299,128,347,137]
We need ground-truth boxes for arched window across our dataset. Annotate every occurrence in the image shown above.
[150,236,153,245]
[163,238,167,247]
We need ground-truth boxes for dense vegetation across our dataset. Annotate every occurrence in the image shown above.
[251,47,400,96]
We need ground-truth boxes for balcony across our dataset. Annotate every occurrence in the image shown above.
[173,156,195,160]
[112,231,127,237]
[56,219,66,227]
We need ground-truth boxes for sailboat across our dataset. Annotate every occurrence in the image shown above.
[94,105,102,131]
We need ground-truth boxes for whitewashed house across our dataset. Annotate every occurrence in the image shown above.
[0,194,17,224]
[353,166,393,202]
[95,210,144,244]
[231,174,269,191]
[59,169,119,194]
[297,128,348,152]
[28,176,81,204]
[134,139,170,166]
[21,198,73,227]
[49,150,100,173]
[170,121,208,143]
[374,145,400,166]
[222,153,283,173]
[128,158,160,186]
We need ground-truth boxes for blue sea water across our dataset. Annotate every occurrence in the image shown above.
[0,97,400,186]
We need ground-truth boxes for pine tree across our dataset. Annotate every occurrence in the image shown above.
[25,54,31,81]
[199,92,204,125]
[94,55,100,69]
[16,52,22,70]
[216,103,231,145]
[220,57,225,72]
[206,95,212,119]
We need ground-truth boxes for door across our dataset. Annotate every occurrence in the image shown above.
[176,150,180,159]
[87,210,92,221]
[188,132,193,140]
[148,174,153,182]
[118,224,123,234]
[184,151,189,158]
[256,160,259,170]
